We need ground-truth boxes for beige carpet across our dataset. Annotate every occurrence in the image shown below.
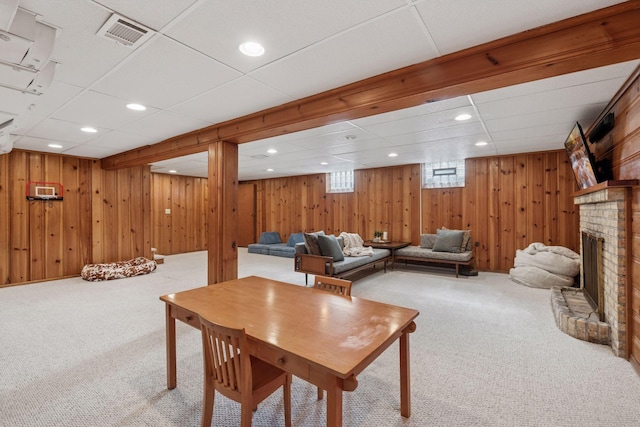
[1,249,640,426]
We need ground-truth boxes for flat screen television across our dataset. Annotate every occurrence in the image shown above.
[564,122,599,190]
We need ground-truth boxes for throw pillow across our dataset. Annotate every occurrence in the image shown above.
[303,231,324,255]
[317,234,345,262]
[420,234,437,249]
[258,231,281,245]
[432,229,464,253]
[441,226,472,252]
[287,232,305,247]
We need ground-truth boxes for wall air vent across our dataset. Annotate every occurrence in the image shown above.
[96,14,154,48]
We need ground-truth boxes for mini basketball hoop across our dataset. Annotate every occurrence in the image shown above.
[26,182,64,201]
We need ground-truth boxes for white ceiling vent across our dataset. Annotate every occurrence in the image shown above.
[97,14,154,48]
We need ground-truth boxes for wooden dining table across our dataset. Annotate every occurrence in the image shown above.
[159,275,419,427]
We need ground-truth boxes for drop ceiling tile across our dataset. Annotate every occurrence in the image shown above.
[351,96,472,127]
[166,0,406,73]
[53,91,159,129]
[471,60,640,104]
[13,135,80,153]
[476,78,628,121]
[25,118,106,143]
[415,0,627,55]
[362,107,479,138]
[483,104,607,133]
[29,81,84,117]
[382,122,487,145]
[121,110,212,140]
[92,35,241,109]
[61,144,121,158]
[250,9,438,99]
[169,76,292,124]
[84,130,156,152]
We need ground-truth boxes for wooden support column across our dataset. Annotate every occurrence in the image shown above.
[207,141,238,284]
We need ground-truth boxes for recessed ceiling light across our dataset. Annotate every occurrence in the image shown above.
[320,162,328,165]
[239,41,265,57]
[48,143,63,148]
[267,148,277,154]
[81,127,97,133]
[266,168,274,172]
[126,103,146,111]
[388,153,398,157]
[168,170,177,174]
[475,141,488,146]
[455,113,472,121]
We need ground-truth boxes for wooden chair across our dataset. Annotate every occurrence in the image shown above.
[199,315,292,427]
[312,276,353,400]
[313,275,352,297]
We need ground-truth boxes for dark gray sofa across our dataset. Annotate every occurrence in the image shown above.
[294,236,390,284]
[247,232,304,258]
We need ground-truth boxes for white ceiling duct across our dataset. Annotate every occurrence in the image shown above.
[21,19,57,70]
[0,8,35,64]
[26,59,57,94]
[0,0,19,32]
[97,14,154,48]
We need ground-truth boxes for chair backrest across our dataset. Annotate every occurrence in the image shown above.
[199,315,250,397]
[313,275,352,296]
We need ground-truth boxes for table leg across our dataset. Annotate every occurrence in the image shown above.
[325,375,343,427]
[166,304,177,389]
[399,328,412,417]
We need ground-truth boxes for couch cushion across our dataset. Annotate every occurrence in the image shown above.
[433,229,464,253]
[420,234,437,249]
[395,246,473,262]
[287,232,305,247]
[317,234,344,262]
[267,243,296,258]
[331,248,390,275]
[258,231,282,245]
[303,231,325,255]
[247,243,271,255]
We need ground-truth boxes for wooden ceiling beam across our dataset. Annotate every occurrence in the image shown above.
[101,1,640,170]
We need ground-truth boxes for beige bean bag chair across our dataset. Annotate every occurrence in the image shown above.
[509,243,579,289]
[81,257,157,281]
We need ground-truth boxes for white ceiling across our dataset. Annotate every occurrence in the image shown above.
[7,0,640,180]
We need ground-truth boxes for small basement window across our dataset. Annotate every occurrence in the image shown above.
[327,170,354,193]
[422,160,466,188]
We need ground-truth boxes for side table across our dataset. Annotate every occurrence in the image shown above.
[364,240,410,269]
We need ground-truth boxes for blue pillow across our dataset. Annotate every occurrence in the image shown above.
[258,232,281,245]
[287,232,305,247]
[317,234,344,262]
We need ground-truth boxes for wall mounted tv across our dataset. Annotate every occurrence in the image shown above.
[564,122,599,190]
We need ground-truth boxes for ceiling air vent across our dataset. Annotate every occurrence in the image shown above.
[97,14,154,48]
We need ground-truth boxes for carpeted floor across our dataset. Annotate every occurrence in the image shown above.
[1,249,639,426]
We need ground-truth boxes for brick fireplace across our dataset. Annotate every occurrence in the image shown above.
[571,183,632,357]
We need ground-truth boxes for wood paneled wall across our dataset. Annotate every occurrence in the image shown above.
[249,165,421,244]
[91,165,152,264]
[0,150,151,286]
[424,152,579,272]
[592,68,640,371]
[151,173,208,255]
[249,153,578,273]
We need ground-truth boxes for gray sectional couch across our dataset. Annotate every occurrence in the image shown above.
[247,232,305,258]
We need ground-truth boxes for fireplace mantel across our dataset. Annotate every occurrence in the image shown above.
[573,179,638,197]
